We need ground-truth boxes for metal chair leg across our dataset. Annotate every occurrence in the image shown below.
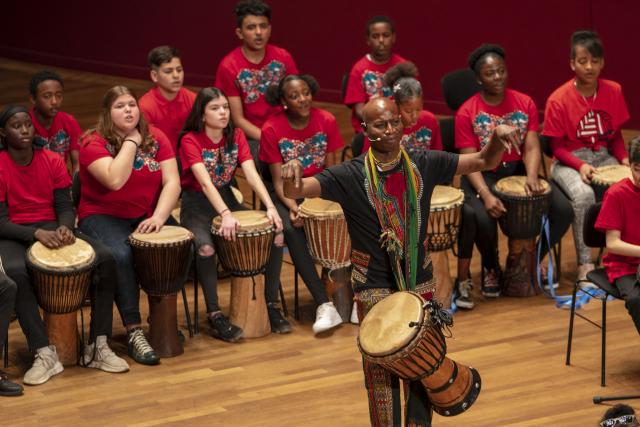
[566,281,579,365]
[294,267,300,320]
[602,297,607,387]
[3,336,7,369]
[181,287,193,338]
[193,242,199,335]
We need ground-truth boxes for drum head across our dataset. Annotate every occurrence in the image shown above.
[212,210,272,233]
[359,292,424,357]
[129,225,193,244]
[299,198,344,218]
[593,165,631,185]
[494,175,551,197]
[431,186,464,210]
[28,239,95,271]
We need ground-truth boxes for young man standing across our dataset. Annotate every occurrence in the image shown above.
[215,0,298,159]
[139,46,196,153]
[344,16,408,134]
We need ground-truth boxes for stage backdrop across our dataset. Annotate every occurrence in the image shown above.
[2,0,639,126]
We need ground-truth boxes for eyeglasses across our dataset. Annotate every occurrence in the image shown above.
[362,117,403,132]
[600,414,638,427]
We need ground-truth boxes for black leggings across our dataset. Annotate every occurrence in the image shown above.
[457,163,573,269]
[614,274,640,335]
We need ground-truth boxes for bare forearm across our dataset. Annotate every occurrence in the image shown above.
[243,163,276,208]
[202,183,230,214]
[523,133,542,178]
[607,237,640,258]
[152,180,180,222]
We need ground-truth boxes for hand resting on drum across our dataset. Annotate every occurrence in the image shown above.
[34,228,65,249]
[264,206,285,246]
[56,225,76,245]
[135,216,165,234]
[289,205,304,228]
[579,163,597,184]
[524,176,546,196]
[220,210,240,241]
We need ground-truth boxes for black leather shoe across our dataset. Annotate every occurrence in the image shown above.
[0,371,23,396]
[267,303,292,334]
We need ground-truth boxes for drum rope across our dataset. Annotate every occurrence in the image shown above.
[536,214,609,309]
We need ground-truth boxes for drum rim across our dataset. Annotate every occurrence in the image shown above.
[493,176,551,198]
[431,186,465,209]
[26,239,96,271]
[299,197,344,217]
[128,225,194,245]
[592,164,631,185]
[211,210,274,232]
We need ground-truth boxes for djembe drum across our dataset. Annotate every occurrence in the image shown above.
[493,176,551,297]
[591,164,631,201]
[358,291,481,416]
[427,186,464,309]
[299,198,353,322]
[211,210,274,338]
[26,239,96,365]
[129,226,193,357]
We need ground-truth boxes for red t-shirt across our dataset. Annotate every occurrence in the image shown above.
[343,54,407,132]
[361,110,442,154]
[595,178,640,282]
[180,128,252,192]
[29,108,81,160]
[215,45,299,128]
[139,87,196,153]
[543,79,629,171]
[78,126,174,220]
[455,89,539,164]
[0,149,71,224]
[259,108,344,177]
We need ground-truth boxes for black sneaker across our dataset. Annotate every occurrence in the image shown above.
[267,303,292,334]
[127,328,160,365]
[481,268,502,298]
[0,370,23,396]
[208,314,243,342]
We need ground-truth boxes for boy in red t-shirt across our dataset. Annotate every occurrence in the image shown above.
[595,137,640,335]
[344,16,408,133]
[543,30,630,282]
[139,46,196,153]
[215,0,298,159]
[28,70,82,173]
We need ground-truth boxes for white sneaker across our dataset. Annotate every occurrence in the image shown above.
[83,335,129,373]
[313,302,342,334]
[23,345,64,385]
[350,301,359,324]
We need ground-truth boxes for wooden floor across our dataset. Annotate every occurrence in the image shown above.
[1,58,639,426]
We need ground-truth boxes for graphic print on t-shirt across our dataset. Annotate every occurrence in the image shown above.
[362,70,392,99]
[131,141,161,172]
[277,132,328,169]
[473,110,528,148]
[401,127,433,154]
[33,130,70,155]
[237,60,286,104]
[576,110,614,144]
[202,145,239,188]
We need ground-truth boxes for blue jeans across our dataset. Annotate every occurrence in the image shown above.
[79,215,143,326]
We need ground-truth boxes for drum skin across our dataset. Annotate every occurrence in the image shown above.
[358,292,481,416]
[592,164,631,201]
[211,210,274,277]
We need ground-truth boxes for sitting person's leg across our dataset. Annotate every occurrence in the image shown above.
[614,274,640,335]
[0,239,63,384]
[76,232,129,373]
[0,268,22,396]
[79,214,159,365]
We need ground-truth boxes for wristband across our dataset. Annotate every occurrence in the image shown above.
[477,187,490,198]
[265,205,276,210]
[123,139,140,148]
[220,208,231,216]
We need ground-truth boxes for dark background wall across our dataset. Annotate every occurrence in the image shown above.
[2,0,639,126]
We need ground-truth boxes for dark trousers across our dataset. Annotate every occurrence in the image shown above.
[269,194,329,305]
[0,221,116,350]
[614,274,640,335]
[180,187,282,313]
[79,216,142,327]
[0,270,17,350]
[457,163,573,269]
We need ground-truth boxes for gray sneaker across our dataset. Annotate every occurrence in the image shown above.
[83,335,129,373]
[455,278,475,309]
[23,345,64,386]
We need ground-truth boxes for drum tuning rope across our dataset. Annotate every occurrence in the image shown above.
[251,276,257,300]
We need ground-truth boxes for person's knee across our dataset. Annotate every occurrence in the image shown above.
[626,295,640,311]
[572,188,595,210]
[0,275,17,297]
[108,243,132,266]
[198,245,215,258]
